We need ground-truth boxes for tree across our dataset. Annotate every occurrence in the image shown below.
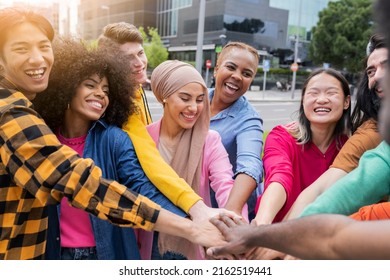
[309,0,374,73]
[139,27,169,69]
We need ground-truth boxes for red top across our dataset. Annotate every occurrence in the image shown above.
[256,123,348,222]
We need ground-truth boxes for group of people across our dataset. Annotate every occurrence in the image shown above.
[0,0,390,261]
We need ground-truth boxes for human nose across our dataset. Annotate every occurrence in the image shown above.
[231,70,243,81]
[94,87,106,98]
[187,102,197,112]
[133,56,143,67]
[316,92,329,103]
[29,47,44,64]
[374,65,386,83]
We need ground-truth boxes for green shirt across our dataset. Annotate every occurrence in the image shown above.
[301,141,390,217]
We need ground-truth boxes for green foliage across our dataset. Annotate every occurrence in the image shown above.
[139,26,168,69]
[257,67,308,76]
[85,39,98,50]
[309,0,374,73]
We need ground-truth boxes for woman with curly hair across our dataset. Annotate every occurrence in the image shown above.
[33,38,186,260]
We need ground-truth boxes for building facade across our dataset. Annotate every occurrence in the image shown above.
[79,0,157,40]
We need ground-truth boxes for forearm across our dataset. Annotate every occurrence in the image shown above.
[225,173,256,215]
[253,182,286,225]
[285,168,346,220]
[154,208,225,249]
[251,215,348,259]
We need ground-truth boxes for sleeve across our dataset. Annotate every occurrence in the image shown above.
[331,122,382,172]
[122,114,201,213]
[300,142,390,217]
[263,126,295,198]
[235,113,264,184]
[0,105,160,231]
[206,131,235,207]
[113,131,186,217]
[207,132,249,220]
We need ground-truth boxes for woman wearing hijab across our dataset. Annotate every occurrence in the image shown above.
[137,60,248,260]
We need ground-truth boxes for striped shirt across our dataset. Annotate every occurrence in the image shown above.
[0,88,160,259]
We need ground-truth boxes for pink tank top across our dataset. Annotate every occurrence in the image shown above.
[57,132,96,248]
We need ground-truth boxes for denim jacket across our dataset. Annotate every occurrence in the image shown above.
[45,120,185,260]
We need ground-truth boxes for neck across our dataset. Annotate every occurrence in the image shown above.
[310,123,337,153]
[61,111,90,138]
[210,91,230,117]
[160,117,184,142]
[0,76,36,100]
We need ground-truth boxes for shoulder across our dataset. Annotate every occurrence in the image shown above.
[95,123,131,143]
[207,129,221,139]
[236,96,260,116]
[266,124,296,146]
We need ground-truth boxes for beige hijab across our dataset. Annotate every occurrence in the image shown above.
[151,60,210,194]
[151,60,210,259]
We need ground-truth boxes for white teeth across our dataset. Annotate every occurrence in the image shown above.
[88,101,103,109]
[314,108,330,112]
[182,113,195,119]
[225,82,238,90]
[25,69,44,78]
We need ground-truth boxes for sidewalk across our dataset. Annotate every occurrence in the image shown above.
[245,88,301,102]
[145,88,302,103]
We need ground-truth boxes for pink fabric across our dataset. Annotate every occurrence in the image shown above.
[256,124,348,223]
[136,119,248,259]
[56,133,96,248]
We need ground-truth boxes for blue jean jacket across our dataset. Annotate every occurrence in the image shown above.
[45,120,186,260]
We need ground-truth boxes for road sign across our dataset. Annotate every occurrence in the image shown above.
[290,62,299,72]
[263,59,270,72]
[206,59,212,69]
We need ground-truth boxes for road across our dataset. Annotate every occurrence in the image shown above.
[145,90,300,132]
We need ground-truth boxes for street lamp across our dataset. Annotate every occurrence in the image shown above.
[101,5,110,25]
[219,34,227,47]
[195,0,206,74]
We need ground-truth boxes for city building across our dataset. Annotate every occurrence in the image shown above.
[269,0,339,63]
[79,0,157,40]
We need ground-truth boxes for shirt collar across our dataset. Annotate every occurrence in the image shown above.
[208,88,245,118]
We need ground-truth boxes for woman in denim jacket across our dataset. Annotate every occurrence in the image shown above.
[34,38,186,260]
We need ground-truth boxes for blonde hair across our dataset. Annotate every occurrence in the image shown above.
[216,41,259,67]
[97,22,143,48]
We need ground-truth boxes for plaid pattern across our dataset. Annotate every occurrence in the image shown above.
[0,89,160,259]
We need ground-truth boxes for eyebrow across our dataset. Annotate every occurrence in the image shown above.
[178,91,205,98]
[225,61,255,75]
[11,39,51,46]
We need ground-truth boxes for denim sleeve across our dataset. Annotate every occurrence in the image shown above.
[114,131,186,218]
[235,113,264,184]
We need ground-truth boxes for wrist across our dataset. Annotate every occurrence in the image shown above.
[188,200,207,219]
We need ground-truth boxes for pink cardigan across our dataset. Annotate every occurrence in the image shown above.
[137,119,248,259]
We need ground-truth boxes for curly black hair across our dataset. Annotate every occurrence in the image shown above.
[33,37,137,130]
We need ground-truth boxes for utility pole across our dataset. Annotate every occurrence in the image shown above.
[291,0,302,99]
[195,0,206,74]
